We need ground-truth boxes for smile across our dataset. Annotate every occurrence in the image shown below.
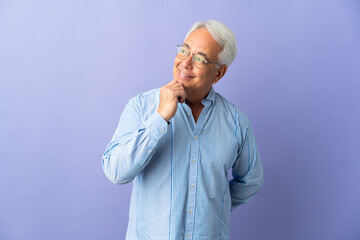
[179,70,194,78]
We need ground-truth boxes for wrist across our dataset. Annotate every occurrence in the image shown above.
[157,109,171,123]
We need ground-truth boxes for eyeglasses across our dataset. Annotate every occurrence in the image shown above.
[176,45,222,69]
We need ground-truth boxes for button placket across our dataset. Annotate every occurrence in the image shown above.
[183,100,212,238]
[185,130,199,237]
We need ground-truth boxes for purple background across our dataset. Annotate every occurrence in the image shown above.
[1,0,359,239]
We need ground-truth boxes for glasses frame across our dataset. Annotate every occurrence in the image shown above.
[176,45,222,69]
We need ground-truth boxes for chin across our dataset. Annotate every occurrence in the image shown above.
[175,77,191,88]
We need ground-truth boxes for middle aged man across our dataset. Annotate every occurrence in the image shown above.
[102,20,264,240]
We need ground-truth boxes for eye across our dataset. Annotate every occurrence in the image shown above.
[180,47,189,54]
[195,56,205,63]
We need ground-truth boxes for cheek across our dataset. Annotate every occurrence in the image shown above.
[198,69,211,79]
[174,57,181,66]
[199,69,217,83]
[173,59,179,72]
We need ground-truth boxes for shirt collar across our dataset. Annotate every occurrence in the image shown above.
[201,87,215,105]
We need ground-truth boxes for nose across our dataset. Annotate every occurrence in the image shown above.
[180,53,194,69]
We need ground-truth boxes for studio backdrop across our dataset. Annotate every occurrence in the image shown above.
[0,0,359,239]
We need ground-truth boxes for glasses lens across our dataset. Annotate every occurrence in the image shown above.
[193,54,206,68]
[176,46,189,59]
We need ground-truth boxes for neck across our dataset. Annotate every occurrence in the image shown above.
[184,88,212,123]
[185,99,204,123]
[184,87,211,106]
[185,99,204,109]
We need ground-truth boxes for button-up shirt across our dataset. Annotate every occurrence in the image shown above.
[102,87,264,240]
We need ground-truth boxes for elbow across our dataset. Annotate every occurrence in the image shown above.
[248,172,264,196]
[102,166,133,185]
[248,174,264,200]
[257,174,264,191]
[102,155,134,185]
[107,174,132,185]
[230,174,264,210]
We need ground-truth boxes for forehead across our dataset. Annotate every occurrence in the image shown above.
[183,28,221,60]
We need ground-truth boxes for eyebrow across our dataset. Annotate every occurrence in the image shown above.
[183,43,209,60]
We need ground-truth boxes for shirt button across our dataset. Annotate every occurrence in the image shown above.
[187,112,191,117]
[188,209,193,213]
[186,233,191,238]
[190,184,195,188]
[160,129,165,133]
[193,135,197,140]
[192,159,196,163]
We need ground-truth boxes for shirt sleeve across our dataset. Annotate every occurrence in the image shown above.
[102,96,169,184]
[229,112,264,211]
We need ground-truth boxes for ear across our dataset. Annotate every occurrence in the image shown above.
[213,65,228,84]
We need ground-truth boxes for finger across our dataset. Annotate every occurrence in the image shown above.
[176,89,187,103]
[168,79,178,86]
[178,96,186,103]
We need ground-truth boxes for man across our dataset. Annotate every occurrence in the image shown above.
[102,20,264,240]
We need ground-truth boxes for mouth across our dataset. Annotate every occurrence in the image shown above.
[178,69,195,78]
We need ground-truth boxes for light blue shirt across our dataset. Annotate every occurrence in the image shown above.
[102,87,264,240]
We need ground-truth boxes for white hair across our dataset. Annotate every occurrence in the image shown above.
[185,20,238,66]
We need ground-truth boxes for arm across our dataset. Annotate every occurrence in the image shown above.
[102,96,169,184]
[229,114,264,211]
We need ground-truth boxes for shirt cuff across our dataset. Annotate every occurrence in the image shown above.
[143,111,169,140]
